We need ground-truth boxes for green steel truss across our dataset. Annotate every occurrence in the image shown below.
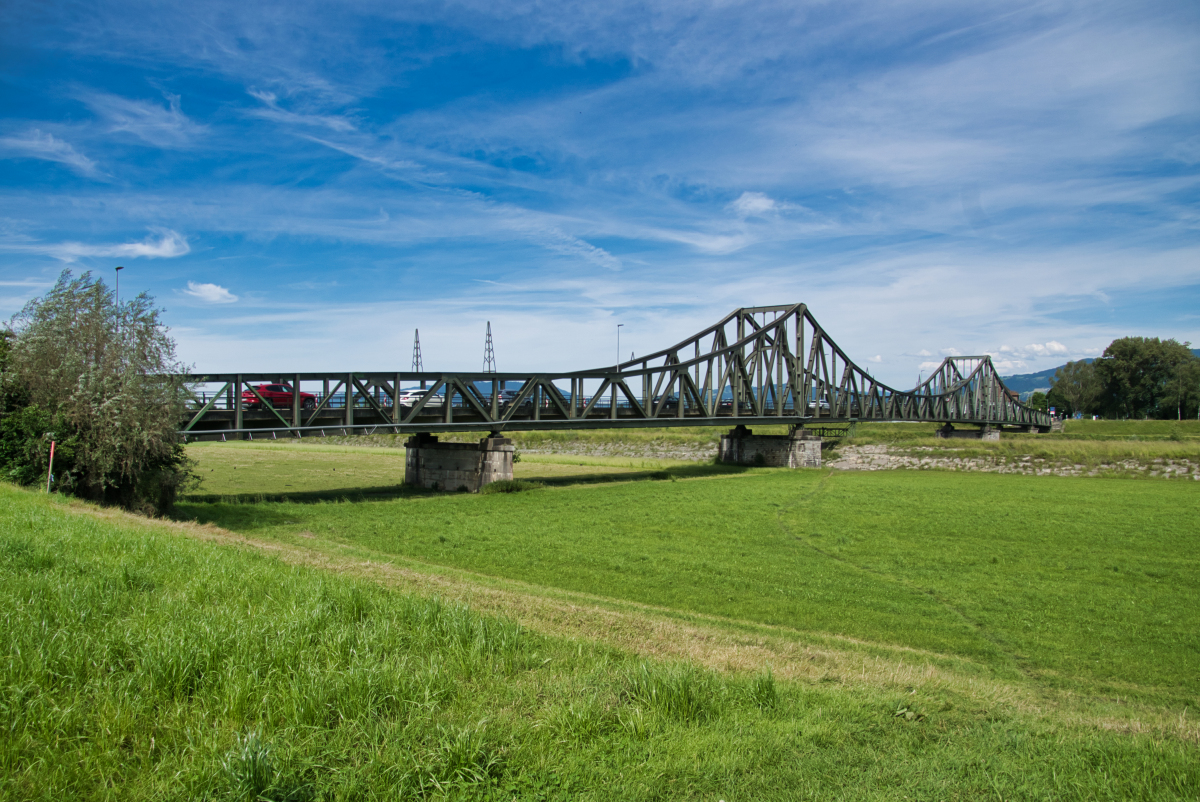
[181,303,1051,437]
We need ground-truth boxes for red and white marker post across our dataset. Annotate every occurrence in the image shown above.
[46,441,55,493]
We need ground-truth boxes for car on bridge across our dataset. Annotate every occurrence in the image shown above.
[396,387,444,409]
[241,383,317,410]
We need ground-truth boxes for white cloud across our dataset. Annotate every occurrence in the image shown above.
[184,281,238,304]
[301,135,420,171]
[1025,341,1069,356]
[247,89,356,132]
[729,191,777,218]
[0,229,190,262]
[867,354,882,363]
[0,129,102,177]
[992,341,1072,360]
[81,90,204,148]
[990,358,1027,373]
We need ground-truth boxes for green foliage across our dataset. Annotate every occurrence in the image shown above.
[1,270,194,513]
[624,663,721,724]
[1048,360,1102,418]
[1027,390,1049,412]
[1094,336,1200,419]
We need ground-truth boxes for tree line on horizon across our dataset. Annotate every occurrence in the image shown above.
[1030,337,1200,420]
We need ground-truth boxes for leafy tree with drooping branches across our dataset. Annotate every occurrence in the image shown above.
[0,269,194,514]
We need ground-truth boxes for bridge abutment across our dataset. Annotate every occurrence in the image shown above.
[936,423,1001,441]
[404,433,514,492]
[718,425,822,468]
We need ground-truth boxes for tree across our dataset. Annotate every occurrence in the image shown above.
[1093,337,1197,419]
[1,270,194,514]
[1027,391,1049,412]
[1162,357,1200,420]
[1047,360,1101,418]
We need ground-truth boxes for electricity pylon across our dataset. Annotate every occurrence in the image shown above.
[483,322,496,373]
[413,329,425,389]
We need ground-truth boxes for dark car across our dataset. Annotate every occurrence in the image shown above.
[242,383,317,410]
[652,394,681,412]
[717,397,753,412]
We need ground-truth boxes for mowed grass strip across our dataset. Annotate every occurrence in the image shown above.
[178,464,1200,709]
[184,441,722,501]
[5,484,1200,800]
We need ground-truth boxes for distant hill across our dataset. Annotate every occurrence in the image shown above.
[1001,350,1200,398]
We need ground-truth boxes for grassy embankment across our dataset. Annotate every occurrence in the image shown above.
[5,478,1200,800]
[180,451,1200,710]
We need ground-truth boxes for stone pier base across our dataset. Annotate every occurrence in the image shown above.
[404,433,514,492]
[936,424,1001,441]
[718,425,822,468]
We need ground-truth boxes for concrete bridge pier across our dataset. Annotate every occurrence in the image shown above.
[718,425,823,468]
[936,423,1001,441]
[404,433,515,492]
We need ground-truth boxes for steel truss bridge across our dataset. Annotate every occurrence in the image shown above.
[180,303,1050,440]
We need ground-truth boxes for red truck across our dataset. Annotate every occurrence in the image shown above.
[241,383,317,410]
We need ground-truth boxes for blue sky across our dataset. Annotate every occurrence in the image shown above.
[1,0,1197,386]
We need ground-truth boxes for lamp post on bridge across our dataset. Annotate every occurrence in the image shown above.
[616,323,624,369]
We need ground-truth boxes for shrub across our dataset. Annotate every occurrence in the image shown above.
[1,271,194,514]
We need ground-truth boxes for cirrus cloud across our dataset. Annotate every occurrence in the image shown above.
[0,129,102,177]
[0,229,190,262]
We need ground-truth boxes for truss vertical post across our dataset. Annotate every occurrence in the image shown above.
[292,374,300,429]
[392,373,401,423]
[345,373,354,427]
[234,374,243,436]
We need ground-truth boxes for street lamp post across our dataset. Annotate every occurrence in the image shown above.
[616,323,624,369]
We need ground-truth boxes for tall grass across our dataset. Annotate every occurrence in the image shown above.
[5,484,1199,800]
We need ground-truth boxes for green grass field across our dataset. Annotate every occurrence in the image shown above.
[5,483,1199,800]
[5,432,1200,799]
[179,449,1200,710]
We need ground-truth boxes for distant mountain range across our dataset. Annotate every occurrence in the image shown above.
[1001,350,1200,397]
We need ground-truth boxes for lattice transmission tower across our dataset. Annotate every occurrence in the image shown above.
[482,321,497,373]
[413,329,425,388]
